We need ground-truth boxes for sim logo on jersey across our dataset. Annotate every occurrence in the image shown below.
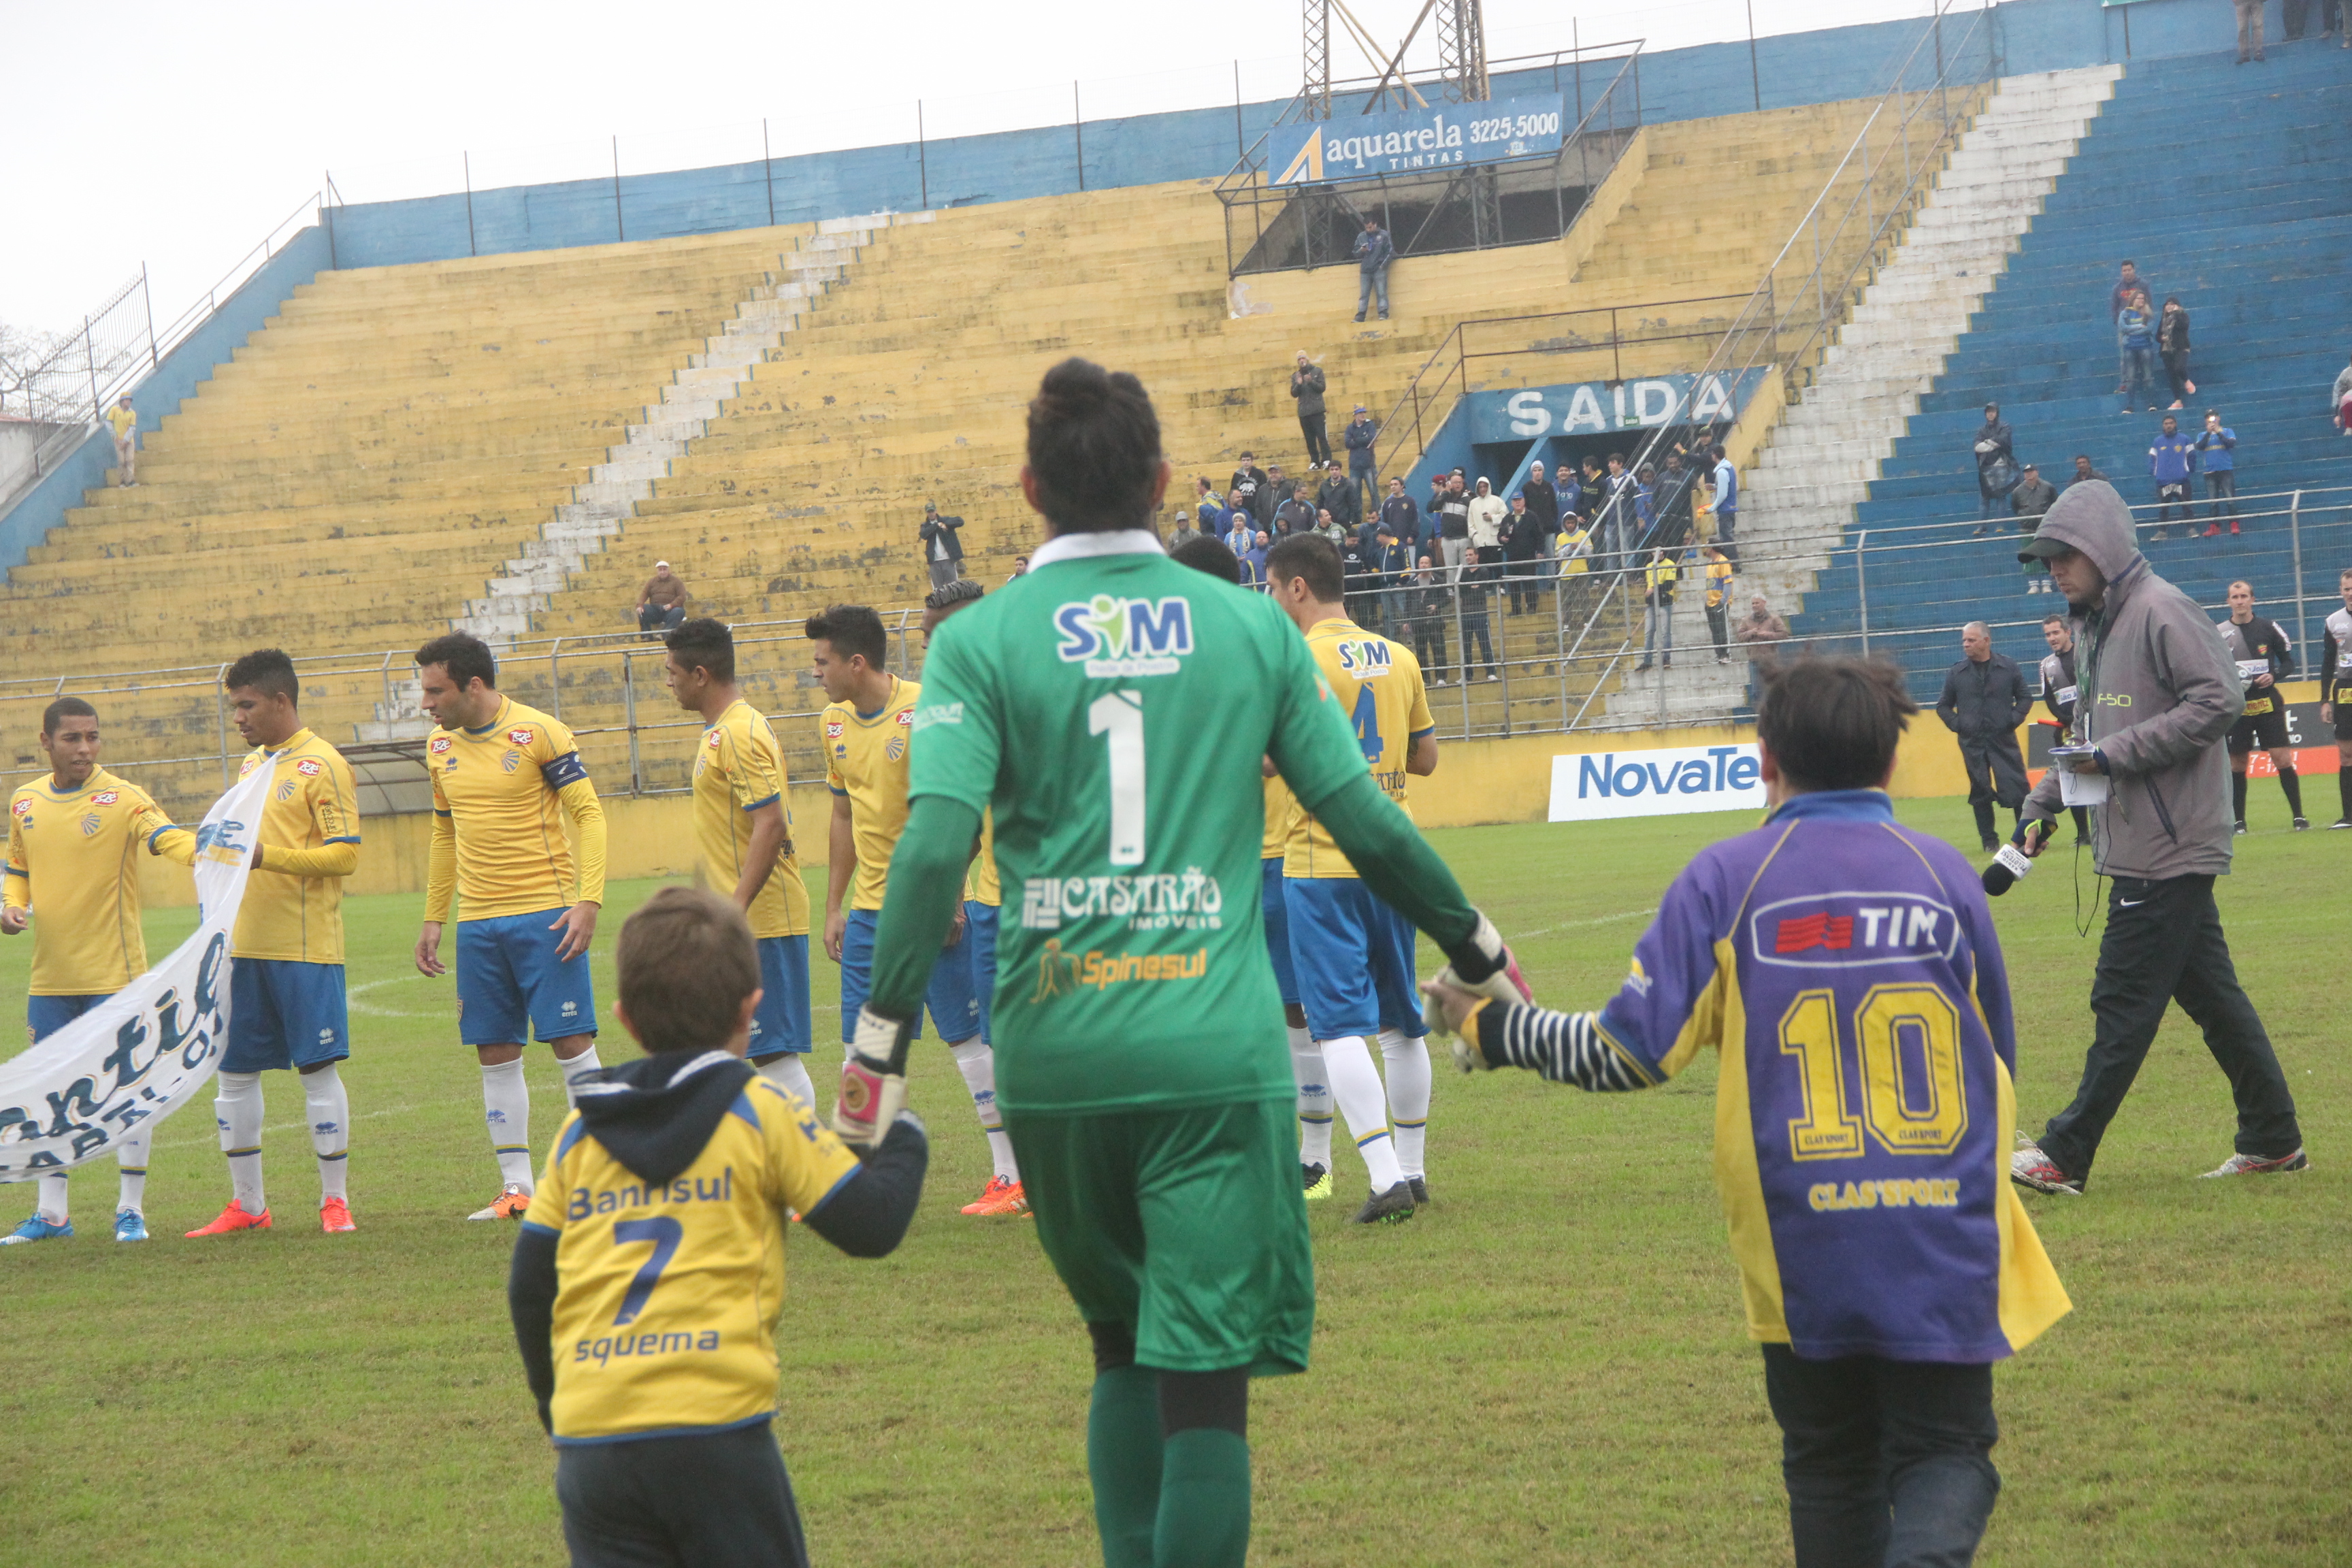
[1749,893,1959,970]
[1054,595,1194,676]
[1335,638,1393,676]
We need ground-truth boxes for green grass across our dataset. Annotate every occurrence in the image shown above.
[0,799,2344,1565]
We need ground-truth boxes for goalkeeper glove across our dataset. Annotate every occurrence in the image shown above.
[834,1005,915,1149]
[1422,909,1531,1039]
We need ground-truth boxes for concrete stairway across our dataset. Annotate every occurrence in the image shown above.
[1610,64,2121,724]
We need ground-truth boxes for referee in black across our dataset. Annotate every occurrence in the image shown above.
[2219,580,2307,832]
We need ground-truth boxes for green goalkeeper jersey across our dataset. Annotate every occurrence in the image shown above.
[908,530,1371,1114]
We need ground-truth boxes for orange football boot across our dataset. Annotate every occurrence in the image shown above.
[184,1200,272,1237]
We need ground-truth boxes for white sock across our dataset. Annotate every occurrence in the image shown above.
[1321,1034,1403,1192]
[35,1173,68,1225]
[559,1043,604,1107]
[216,1071,267,1214]
[116,1126,152,1214]
[757,1054,817,1107]
[1290,1025,1333,1166]
[949,1038,1020,1183]
[480,1058,534,1190]
[304,1064,350,1203]
[1379,1028,1433,1179]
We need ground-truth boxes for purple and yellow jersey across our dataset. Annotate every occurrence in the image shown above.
[1475,790,2068,1362]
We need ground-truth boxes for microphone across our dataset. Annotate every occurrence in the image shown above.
[1981,841,2034,897]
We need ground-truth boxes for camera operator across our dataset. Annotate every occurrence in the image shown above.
[2010,483,2306,1194]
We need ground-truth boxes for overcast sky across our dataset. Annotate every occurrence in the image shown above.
[2,0,1939,336]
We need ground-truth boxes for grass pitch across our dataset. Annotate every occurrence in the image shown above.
[0,796,2342,1566]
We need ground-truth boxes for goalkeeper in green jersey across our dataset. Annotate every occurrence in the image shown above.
[853,358,1529,1568]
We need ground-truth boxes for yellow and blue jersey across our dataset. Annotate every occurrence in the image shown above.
[693,700,808,941]
[1262,773,1293,861]
[427,696,606,923]
[3,767,174,996]
[965,810,999,908]
[521,1072,862,1444]
[1477,789,2069,1362]
[222,729,361,964]
[1283,618,1433,879]
[820,675,919,913]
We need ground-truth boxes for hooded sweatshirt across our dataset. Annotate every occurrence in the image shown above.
[2021,482,2244,879]
[1466,483,1507,549]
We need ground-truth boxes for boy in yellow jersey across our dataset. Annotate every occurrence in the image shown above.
[1266,534,1439,1223]
[1701,543,1736,665]
[155,651,364,1238]
[661,619,815,1109]
[410,632,609,1221]
[919,580,1026,1215]
[806,603,1000,1208]
[509,887,926,1568]
[1,698,179,1245]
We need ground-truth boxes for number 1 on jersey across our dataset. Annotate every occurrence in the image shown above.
[1088,691,1146,866]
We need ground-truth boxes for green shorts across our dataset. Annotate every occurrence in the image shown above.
[1006,1095,1313,1377]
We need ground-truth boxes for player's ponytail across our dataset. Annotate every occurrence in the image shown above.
[1026,358,1164,534]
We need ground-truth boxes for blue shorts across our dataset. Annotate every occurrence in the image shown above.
[839,907,981,1045]
[27,992,110,1045]
[457,910,599,1047]
[966,901,1000,1043]
[748,934,812,1061]
[1283,877,1427,1043]
[1260,858,1299,1007]
[223,959,351,1073]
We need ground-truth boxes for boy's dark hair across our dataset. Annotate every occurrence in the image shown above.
[617,887,760,1056]
[2042,612,2068,630]
[1265,533,1345,602]
[223,648,299,703]
[41,696,96,737]
[415,632,497,690]
[664,617,735,683]
[924,578,985,612]
[1170,534,1242,584]
[1757,657,1919,794]
[1026,357,1162,533]
[805,604,888,669]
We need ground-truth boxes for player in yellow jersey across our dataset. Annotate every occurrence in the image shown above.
[153,652,365,1238]
[410,632,609,1221]
[807,602,1009,1214]
[509,887,925,1567]
[661,619,816,1109]
[1266,534,1439,1223]
[919,580,1026,1215]
[1,698,179,1245]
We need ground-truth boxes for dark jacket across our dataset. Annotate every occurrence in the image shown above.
[1290,366,1326,419]
[1228,466,1268,518]
[1274,496,1317,537]
[2062,466,2108,492]
[1352,225,1396,272]
[1520,476,1559,533]
[1500,506,1541,561]
[2157,304,2190,354]
[1438,491,1470,540]
[2010,474,2058,521]
[1937,652,2034,739]
[919,511,965,562]
[1254,478,1288,529]
[2021,481,2244,879]
[1650,466,1697,538]
[1379,493,1422,549]
[1343,416,1378,469]
[1972,420,2014,479]
[1316,475,1358,529]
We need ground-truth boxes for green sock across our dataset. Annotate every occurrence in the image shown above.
[1152,1428,1252,1568]
[1086,1367,1162,1568]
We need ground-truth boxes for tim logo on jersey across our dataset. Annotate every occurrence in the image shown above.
[1749,892,1959,970]
[1055,595,1194,677]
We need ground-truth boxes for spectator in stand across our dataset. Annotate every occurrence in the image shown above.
[2011,462,2060,594]
[1708,443,1740,564]
[635,560,689,636]
[1653,451,1699,546]
[1343,406,1379,514]
[2332,349,2352,435]
[1699,544,1735,665]
[1337,522,1373,628]
[105,393,139,487]
[1434,473,1471,580]
[1290,353,1331,467]
[1241,529,1271,588]
[1501,492,1544,617]
[1522,458,1559,544]
[2149,413,2200,541]
[1313,507,1345,546]
[1165,509,1200,553]
[1735,593,1788,709]
[2196,410,2240,532]
[1972,402,2017,533]
[2234,0,2266,61]
[1554,461,1584,527]
[1008,555,1029,581]
[1256,464,1290,532]
[1352,217,1394,322]
[1193,477,1227,537]
[1457,547,1498,681]
[919,501,965,591]
[1369,523,1414,637]
[1633,464,1660,546]
[1407,556,1450,684]
[2108,259,2149,323]
[1466,478,1507,578]
[2157,297,2196,409]
[1275,483,1318,540]
[1633,546,1677,672]
[2038,612,2092,845]
[1224,510,1254,560]
[1379,477,1421,559]
[1316,460,1359,531]
[1937,621,2035,851]
[1227,453,1267,523]
[2064,454,2108,491]
[2117,289,2159,414]
[2283,0,2347,39]
[1555,512,1592,619]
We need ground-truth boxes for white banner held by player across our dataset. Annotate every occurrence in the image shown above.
[0,761,274,1180]
[1549,742,1767,823]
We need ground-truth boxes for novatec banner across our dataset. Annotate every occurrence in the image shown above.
[1549,742,1767,823]
[1469,370,1771,443]
[1272,96,1567,186]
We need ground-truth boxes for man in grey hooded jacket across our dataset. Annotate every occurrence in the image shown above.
[2009,481,2306,1192]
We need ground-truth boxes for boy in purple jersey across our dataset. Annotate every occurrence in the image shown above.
[1429,657,2070,1568]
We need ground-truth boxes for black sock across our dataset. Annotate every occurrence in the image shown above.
[2232,772,2248,823]
[2340,768,2352,823]
[2279,766,2304,817]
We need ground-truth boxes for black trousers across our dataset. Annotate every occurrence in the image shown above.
[2039,873,2302,1180]
[556,1421,810,1568]
[1298,412,1330,466]
[1411,621,1448,676]
[1957,735,2027,843]
[1761,1346,2000,1568]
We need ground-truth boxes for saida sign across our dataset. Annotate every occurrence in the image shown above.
[1272,96,1567,186]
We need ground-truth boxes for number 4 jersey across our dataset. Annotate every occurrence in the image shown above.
[906,535,1373,1115]
[1484,789,2069,1362]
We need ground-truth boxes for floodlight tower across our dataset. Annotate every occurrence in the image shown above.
[1435,0,1490,104]
[1305,0,1335,120]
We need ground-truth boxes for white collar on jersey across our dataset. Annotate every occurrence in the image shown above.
[1028,528,1166,570]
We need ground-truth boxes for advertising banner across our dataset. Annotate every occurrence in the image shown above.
[1272,95,1567,186]
[1549,742,1767,822]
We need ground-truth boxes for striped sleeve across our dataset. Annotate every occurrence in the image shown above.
[1473,1004,1661,1092]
